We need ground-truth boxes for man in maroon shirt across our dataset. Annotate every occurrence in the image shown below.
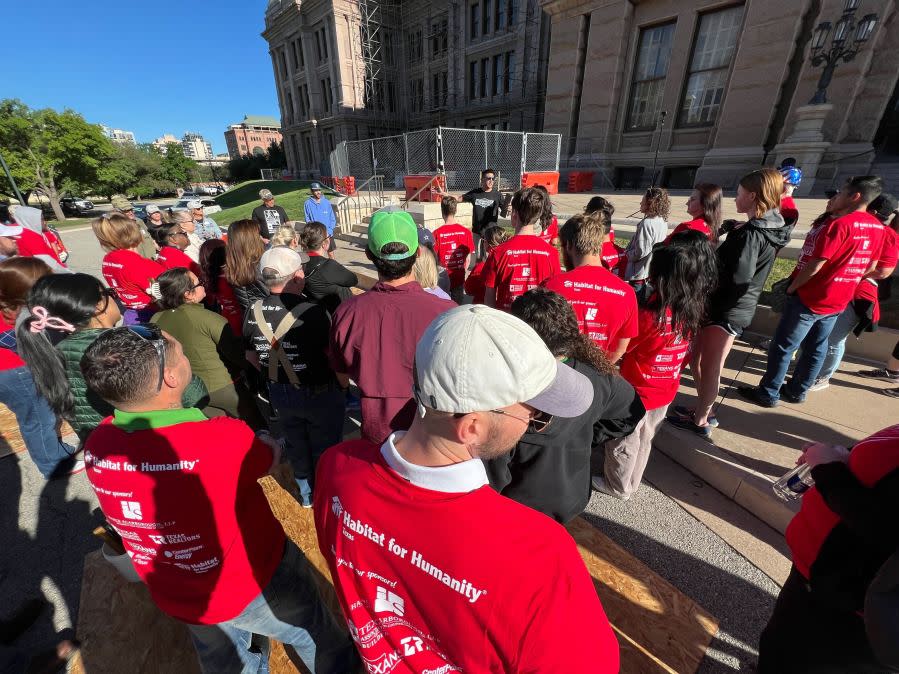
[329,209,454,444]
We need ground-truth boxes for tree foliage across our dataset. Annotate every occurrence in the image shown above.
[226,141,286,183]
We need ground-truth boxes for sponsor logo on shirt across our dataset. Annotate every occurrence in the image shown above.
[374,586,405,617]
[121,501,143,520]
[363,651,403,674]
[585,308,598,321]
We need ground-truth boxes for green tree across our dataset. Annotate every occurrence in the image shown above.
[160,144,196,187]
[0,99,113,220]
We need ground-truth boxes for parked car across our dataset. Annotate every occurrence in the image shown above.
[132,204,149,221]
[60,197,94,216]
[172,198,222,215]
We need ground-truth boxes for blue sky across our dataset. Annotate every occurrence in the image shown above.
[6,1,279,154]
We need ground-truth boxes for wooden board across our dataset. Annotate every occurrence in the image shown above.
[73,465,717,673]
[0,402,76,460]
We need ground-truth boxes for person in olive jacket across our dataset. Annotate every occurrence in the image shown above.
[299,221,358,314]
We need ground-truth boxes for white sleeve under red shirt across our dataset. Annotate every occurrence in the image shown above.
[663,217,712,245]
[85,413,284,625]
[537,216,559,245]
[313,437,619,673]
[483,235,562,311]
[102,249,164,309]
[618,305,690,411]
[543,265,638,354]
[795,211,885,315]
[433,223,474,289]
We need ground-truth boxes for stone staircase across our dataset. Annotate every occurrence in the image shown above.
[335,200,475,247]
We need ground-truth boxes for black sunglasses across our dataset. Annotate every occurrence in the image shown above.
[128,324,166,392]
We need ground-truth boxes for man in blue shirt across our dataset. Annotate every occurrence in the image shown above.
[303,183,338,257]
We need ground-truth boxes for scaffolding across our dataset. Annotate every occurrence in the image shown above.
[357,0,398,115]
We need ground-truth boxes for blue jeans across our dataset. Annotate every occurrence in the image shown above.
[267,382,345,485]
[818,304,860,382]
[187,540,357,673]
[759,296,841,402]
[0,366,76,478]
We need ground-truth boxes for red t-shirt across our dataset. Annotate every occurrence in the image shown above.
[314,439,619,673]
[433,223,474,288]
[543,265,638,354]
[464,261,488,304]
[794,211,885,315]
[156,246,201,276]
[538,216,559,245]
[780,195,799,226]
[85,414,284,624]
[619,306,690,410]
[0,316,24,371]
[102,249,164,309]
[14,228,63,264]
[600,241,626,277]
[664,217,712,245]
[854,227,899,321]
[214,277,244,336]
[329,282,454,444]
[483,235,562,311]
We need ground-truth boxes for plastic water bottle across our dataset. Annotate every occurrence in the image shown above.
[772,463,815,501]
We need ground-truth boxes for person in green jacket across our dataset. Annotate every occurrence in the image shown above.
[16,273,210,444]
[151,268,259,424]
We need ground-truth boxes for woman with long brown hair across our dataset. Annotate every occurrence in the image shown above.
[669,168,790,437]
[224,219,268,312]
[0,257,80,478]
[664,183,723,244]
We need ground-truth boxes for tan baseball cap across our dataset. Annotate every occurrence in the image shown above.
[414,305,594,417]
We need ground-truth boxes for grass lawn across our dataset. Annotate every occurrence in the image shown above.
[212,179,323,228]
[46,216,93,229]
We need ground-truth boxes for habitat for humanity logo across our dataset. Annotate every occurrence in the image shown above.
[332,496,344,518]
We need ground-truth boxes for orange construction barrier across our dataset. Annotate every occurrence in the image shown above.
[521,171,560,194]
[343,176,356,196]
[567,171,594,193]
[403,174,446,202]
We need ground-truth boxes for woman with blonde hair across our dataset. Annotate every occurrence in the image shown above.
[668,168,790,437]
[271,224,299,249]
[93,212,164,325]
[225,219,268,312]
[413,246,452,301]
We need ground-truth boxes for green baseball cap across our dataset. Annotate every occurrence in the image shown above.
[368,209,419,260]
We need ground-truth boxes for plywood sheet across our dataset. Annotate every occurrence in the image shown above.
[0,402,76,459]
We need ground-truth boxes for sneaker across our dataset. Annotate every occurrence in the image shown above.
[807,377,830,392]
[883,387,899,398]
[666,415,713,439]
[295,478,313,508]
[670,405,719,428]
[857,368,899,382]
[737,386,779,408]
[591,475,629,501]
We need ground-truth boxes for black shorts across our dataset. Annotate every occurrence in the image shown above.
[706,320,743,337]
[328,236,337,253]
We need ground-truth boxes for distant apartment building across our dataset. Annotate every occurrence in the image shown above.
[224,115,284,159]
[152,134,180,154]
[262,0,550,175]
[101,126,136,144]
[181,132,214,161]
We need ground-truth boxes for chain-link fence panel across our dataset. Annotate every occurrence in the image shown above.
[404,129,439,181]
[439,127,486,192]
[327,141,350,177]
[485,130,524,192]
[345,139,374,181]
[369,134,405,189]
[523,133,561,173]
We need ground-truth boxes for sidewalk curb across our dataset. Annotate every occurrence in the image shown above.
[653,424,798,534]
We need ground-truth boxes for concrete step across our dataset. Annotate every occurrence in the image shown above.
[336,231,369,248]
[352,223,369,235]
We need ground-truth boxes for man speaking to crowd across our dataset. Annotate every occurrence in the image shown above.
[314,305,619,672]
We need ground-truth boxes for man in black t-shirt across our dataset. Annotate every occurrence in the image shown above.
[251,189,289,243]
[243,246,345,506]
[460,169,509,235]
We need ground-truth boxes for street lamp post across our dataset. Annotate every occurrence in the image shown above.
[808,0,878,105]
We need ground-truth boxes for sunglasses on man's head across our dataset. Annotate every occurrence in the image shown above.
[128,324,166,392]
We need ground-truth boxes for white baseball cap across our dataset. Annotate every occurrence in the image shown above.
[146,204,160,215]
[0,223,23,236]
[258,246,310,281]
[186,200,202,210]
[414,305,593,417]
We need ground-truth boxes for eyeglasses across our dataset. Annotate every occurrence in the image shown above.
[489,408,553,433]
[483,176,495,182]
[128,324,166,392]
